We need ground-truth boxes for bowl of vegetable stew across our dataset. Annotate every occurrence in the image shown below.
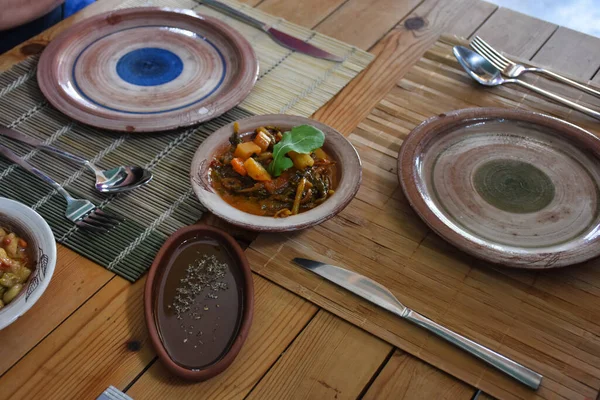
[191,115,362,231]
[0,198,56,330]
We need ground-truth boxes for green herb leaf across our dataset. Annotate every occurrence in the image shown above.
[269,125,325,177]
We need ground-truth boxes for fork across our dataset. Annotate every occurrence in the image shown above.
[471,36,600,99]
[0,143,123,233]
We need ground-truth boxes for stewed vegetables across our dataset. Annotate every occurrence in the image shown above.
[209,124,337,217]
[0,227,32,308]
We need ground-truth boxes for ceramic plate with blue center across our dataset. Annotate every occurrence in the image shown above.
[38,8,258,132]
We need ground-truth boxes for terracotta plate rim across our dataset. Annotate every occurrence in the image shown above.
[190,114,362,232]
[398,107,600,269]
[144,224,254,381]
[37,7,259,132]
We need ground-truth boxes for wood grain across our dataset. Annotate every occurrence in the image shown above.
[257,0,347,28]
[475,393,497,400]
[0,276,148,400]
[313,0,498,136]
[454,1,497,39]
[126,273,318,399]
[532,27,600,80]
[363,350,475,399]
[248,38,600,400]
[247,310,391,399]
[0,245,113,376]
[2,1,599,399]
[473,7,557,59]
[314,0,423,51]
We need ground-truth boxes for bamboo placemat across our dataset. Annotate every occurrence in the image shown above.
[247,36,600,400]
[0,0,372,281]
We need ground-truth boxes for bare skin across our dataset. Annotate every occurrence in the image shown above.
[0,0,64,30]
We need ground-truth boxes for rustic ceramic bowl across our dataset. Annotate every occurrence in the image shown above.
[37,7,258,132]
[144,224,253,381]
[190,115,362,232]
[0,198,56,330]
[399,107,600,268]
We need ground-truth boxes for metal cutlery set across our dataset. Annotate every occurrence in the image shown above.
[284,37,600,391]
[0,3,341,232]
[0,127,153,232]
[454,36,600,120]
[202,0,343,62]
[294,258,544,390]
[1,9,588,390]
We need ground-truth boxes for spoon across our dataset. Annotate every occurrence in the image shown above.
[0,127,153,193]
[453,46,600,121]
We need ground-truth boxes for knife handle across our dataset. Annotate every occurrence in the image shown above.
[405,310,542,390]
[0,126,88,165]
[202,0,267,31]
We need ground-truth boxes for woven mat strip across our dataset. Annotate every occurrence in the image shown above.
[0,0,372,281]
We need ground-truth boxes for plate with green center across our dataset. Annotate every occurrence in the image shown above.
[399,108,600,268]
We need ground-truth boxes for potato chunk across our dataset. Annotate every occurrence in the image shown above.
[0,272,19,288]
[244,158,272,181]
[253,131,272,152]
[234,142,261,160]
[288,151,314,170]
[3,283,22,303]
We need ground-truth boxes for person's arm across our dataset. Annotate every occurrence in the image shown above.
[0,0,64,31]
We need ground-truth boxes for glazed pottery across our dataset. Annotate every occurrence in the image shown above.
[0,198,57,330]
[190,114,362,232]
[37,8,258,132]
[144,224,253,381]
[399,108,600,268]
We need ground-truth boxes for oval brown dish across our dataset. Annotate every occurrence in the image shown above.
[399,107,600,269]
[144,225,253,380]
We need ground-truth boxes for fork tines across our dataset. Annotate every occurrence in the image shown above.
[77,209,124,233]
[470,36,511,70]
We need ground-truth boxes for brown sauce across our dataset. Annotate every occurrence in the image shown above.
[155,239,243,369]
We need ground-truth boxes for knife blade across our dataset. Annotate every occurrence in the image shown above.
[293,258,543,390]
[265,29,344,62]
[202,0,344,62]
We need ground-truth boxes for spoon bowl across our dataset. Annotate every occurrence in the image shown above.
[452,45,600,120]
[94,165,153,193]
[453,46,510,86]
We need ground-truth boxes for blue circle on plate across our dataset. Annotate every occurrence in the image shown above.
[116,47,184,86]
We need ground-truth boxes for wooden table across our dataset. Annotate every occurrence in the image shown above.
[1,1,600,399]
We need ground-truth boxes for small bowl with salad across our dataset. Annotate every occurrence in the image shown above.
[0,198,56,330]
[191,115,361,231]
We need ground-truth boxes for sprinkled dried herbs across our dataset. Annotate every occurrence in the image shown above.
[172,255,229,323]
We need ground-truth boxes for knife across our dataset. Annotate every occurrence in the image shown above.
[293,258,543,390]
[202,0,344,62]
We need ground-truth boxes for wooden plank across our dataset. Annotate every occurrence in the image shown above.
[313,0,500,136]
[257,0,347,28]
[314,0,423,51]
[248,38,600,400]
[363,350,475,399]
[0,245,113,376]
[532,27,600,80]
[0,276,146,399]
[126,273,318,399]
[247,310,391,399]
[473,7,557,59]
[453,1,497,39]
[2,271,317,399]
